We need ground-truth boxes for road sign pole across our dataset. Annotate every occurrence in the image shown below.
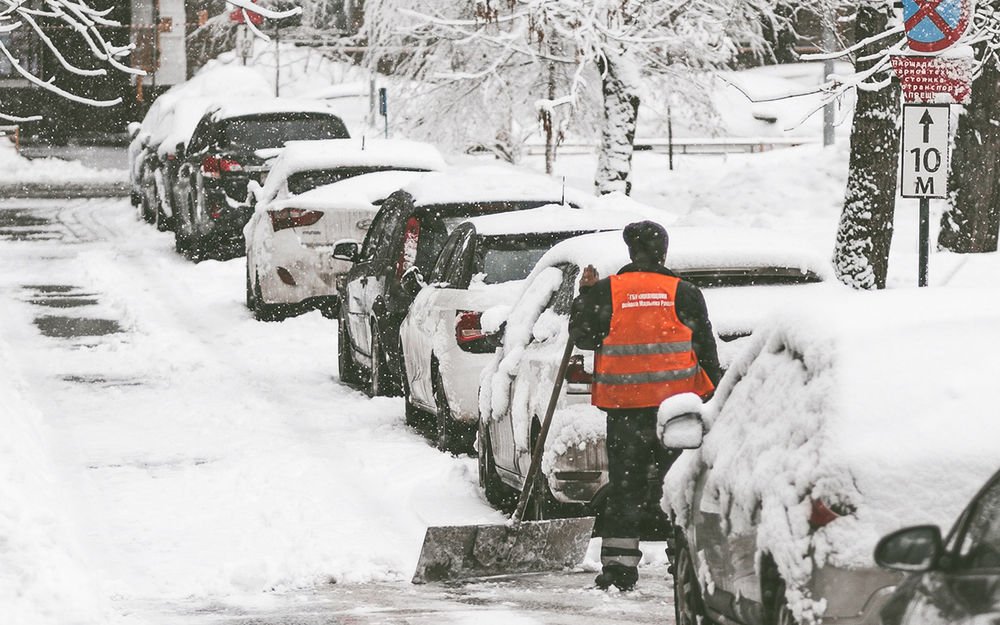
[919,198,930,287]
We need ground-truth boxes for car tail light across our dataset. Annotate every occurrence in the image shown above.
[220,158,242,172]
[201,156,221,178]
[809,499,840,529]
[395,217,420,281]
[456,311,485,344]
[268,208,323,232]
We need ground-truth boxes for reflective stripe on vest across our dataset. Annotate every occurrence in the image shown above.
[592,272,715,409]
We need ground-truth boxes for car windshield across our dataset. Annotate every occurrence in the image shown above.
[220,114,349,150]
[287,167,427,196]
[677,267,823,288]
[477,232,594,285]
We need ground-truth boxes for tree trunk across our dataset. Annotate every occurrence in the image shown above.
[543,60,557,175]
[595,46,640,196]
[832,2,900,290]
[938,58,1000,253]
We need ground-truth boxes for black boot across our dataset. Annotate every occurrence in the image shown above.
[594,564,639,591]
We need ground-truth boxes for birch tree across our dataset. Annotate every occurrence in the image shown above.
[364,0,762,195]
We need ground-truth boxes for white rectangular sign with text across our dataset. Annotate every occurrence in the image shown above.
[901,104,951,199]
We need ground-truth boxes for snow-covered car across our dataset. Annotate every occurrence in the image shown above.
[335,166,588,399]
[126,66,271,220]
[139,97,217,231]
[875,467,1000,625]
[399,205,647,453]
[477,227,837,518]
[244,167,433,322]
[660,288,1000,625]
[170,99,350,259]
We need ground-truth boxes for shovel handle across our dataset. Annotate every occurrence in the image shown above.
[510,337,577,529]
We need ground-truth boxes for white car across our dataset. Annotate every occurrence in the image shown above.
[477,227,839,519]
[399,205,648,453]
[244,139,446,321]
[660,288,1000,625]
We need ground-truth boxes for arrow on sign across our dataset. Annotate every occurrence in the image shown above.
[920,109,934,142]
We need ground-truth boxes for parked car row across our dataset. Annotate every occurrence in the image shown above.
[128,87,352,261]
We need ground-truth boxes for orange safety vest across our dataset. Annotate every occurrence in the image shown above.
[592,272,714,409]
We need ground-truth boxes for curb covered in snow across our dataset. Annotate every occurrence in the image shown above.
[0,182,129,199]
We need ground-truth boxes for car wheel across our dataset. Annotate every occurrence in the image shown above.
[154,201,170,232]
[245,262,256,311]
[522,419,562,521]
[763,562,798,625]
[367,323,386,398]
[432,363,474,454]
[673,539,710,625]
[140,185,156,223]
[478,421,516,513]
[401,374,431,429]
[252,274,284,322]
[338,308,362,386]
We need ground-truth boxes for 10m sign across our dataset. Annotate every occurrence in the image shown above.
[901,104,951,199]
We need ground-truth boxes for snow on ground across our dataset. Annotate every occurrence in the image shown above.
[0,199,509,623]
[0,140,126,186]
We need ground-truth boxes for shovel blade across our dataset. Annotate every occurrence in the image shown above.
[411,516,595,584]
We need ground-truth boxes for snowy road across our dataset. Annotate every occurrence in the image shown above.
[0,197,675,624]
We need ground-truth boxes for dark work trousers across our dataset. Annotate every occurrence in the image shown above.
[600,407,679,570]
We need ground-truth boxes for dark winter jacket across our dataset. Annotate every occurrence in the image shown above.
[569,261,723,387]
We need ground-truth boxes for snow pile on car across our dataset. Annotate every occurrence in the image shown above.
[663,287,1000,623]
[0,335,106,625]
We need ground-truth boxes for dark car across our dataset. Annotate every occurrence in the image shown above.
[876,468,1000,625]
[170,100,349,259]
[333,168,582,398]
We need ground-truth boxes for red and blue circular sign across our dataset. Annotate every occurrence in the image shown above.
[902,0,972,52]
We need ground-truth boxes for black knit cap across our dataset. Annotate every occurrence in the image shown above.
[623,220,668,263]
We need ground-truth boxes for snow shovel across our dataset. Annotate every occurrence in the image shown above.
[411,338,596,584]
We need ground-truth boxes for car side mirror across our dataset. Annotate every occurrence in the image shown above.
[127,122,141,140]
[658,393,706,449]
[400,266,425,298]
[332,239,360,263]
[874,525,943,573]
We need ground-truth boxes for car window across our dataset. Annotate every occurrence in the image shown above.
[220,113,349,150]
[474,232,592,285]
[287,167,428,196]
[551,263,580,315]
[444,231,476,287]
[678,267,823,288]
[360,209,391,262]
[413,215,455,275]
[957,476,1000,569]
[187,116,215,154]
[428,233,462,285]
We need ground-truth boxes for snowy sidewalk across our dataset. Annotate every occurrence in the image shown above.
[0,143,128,198]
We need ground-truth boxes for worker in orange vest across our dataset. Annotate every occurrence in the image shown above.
[569,221,721,591]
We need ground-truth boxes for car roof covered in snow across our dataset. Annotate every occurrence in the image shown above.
[665,287,1000,576]
[272,170,428,212]
[208,98,342,120]
[397,165,589,207]
[460,204,653,237]
[260,139,446,201]
[526,226,834,283]
[153,97,218,157]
